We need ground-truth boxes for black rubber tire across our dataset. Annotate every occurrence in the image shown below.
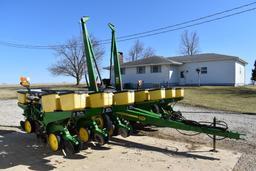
[151,104,160,114]
[20,121,25,130]
[103,114,115,136]
[118,128,130,138]
[74,143,81,154]
[34,120,44,135]
[94,133,106,146]
[62,140,76,157]
[130,121,144,130]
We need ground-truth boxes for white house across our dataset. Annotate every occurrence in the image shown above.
[107,53,247,88]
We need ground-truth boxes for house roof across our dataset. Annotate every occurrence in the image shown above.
[167,53,248,64]
[104,53,247,69]
[120,56,182,68]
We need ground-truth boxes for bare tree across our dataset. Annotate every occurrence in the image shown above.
[180,30,199,56]
[143,47,156,58]
[48,36,104,85]
[127,40,156,61]
[128,40,144,61]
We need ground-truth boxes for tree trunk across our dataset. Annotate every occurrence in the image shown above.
[76,77,80,85]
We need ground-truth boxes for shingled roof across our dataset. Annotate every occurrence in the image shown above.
[168,53,248,64]
[120,56,182,67]
[105,53,247,69]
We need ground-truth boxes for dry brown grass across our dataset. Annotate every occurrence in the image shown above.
[181,86,256,114]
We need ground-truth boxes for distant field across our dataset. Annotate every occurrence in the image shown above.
[0,84,255,113]
[181,86,256,114]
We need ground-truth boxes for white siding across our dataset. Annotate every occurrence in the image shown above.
[120,65,170,84]
[178,60,236,85]
[109,59,246,87]
[235,61,245,86]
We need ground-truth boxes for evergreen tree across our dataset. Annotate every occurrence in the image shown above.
[251,60,256,84]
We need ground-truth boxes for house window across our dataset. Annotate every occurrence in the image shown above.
[121,68,125,75]
[180,71,184,78]
[136,66,146,74]
[150,65,161,73]
[201,67,207,74]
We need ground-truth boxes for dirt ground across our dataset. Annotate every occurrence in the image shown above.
[0,99,255,171]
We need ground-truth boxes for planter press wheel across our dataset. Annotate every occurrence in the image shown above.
[151,104,160,114]
[94,133,107,146]
[20,121,25,130]
[103,114,115,136]
[129,121,144,135]
[118,127,130,138]
[61,139,80,157]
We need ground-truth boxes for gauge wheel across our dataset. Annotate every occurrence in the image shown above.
[93,115,104,129]
[24,119,33,133]
[48,133,60,152]
[79,127,90,143]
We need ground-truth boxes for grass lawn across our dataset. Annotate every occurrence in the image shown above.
[181,86,256,114]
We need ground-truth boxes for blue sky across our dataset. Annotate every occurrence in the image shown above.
[0,0,255,84]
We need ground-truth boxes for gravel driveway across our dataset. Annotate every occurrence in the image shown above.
[145,103,256,171]
[0,99,23,127]
[173,104,256,144]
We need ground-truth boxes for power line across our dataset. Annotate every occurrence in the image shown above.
[0,2,255,49]
[100,1,256,42]
[110,7,256,43]
[0,41,62,49]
